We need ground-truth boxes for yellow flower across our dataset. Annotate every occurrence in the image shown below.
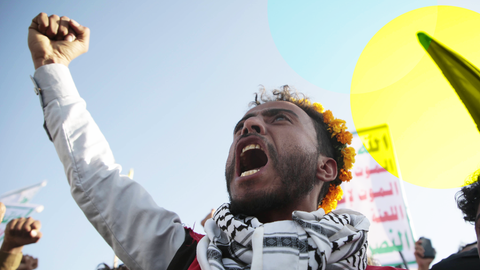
[342,147,356,170]
[336,131,353,145]
[291,98,311,106]
[330,119,347,137]
[334,186,343,201]
[332,121,345,131]
[330,200,338,212]
[323,110,334,124]
[313,102,324,113]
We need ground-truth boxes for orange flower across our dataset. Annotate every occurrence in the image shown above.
[323,110,334,124]
[313,102,324,113]
[312,102,354,214]
[339,169,353,182]
[319,184,343,214]
[319,198,334,214]
[336,131,353,144]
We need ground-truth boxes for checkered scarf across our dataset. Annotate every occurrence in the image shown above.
[197,203,370,270]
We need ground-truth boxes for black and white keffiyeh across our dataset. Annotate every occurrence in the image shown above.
[197,203,370,270]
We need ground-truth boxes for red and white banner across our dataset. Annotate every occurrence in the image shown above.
[337,126,416,266]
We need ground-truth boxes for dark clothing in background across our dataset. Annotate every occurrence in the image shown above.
[431,247,480,270]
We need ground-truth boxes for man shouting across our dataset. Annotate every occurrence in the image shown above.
[28,13,369,270]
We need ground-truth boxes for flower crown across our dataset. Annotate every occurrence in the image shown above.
[292,99,356,214]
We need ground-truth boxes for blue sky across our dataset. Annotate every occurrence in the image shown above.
[268,0,438,93]
[1,0,479,269]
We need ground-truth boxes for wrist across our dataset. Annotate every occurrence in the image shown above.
[34,57,69,70]
[0,241,23,254]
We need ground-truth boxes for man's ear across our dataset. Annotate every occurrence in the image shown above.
[316,155,337,182]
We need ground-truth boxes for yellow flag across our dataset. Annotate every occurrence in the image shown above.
[418,32,480,133]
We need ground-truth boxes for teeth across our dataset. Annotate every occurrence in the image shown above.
[240,169,260,177]
[241,144,263,155]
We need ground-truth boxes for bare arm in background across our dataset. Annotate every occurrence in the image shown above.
[0,203,41,270]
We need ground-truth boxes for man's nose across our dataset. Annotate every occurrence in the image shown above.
[242,117,266,135]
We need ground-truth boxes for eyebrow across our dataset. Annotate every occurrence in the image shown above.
[233,108,299,134]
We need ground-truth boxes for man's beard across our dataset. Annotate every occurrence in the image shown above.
[225,139,319,217]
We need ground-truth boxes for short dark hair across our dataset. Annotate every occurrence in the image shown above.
[251,85,343,204]
[456,170,480,223]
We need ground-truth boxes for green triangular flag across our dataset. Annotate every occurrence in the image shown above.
[417,31,480,133]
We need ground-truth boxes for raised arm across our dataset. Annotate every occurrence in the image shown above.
[28,13,186,270]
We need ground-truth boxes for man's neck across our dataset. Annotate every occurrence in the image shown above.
[256,202,318,223]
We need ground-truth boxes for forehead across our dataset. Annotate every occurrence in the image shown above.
[244,101,316,133]
[245,101,309,118]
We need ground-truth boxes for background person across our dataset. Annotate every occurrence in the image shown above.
[414,238,435,270]
[16,255,38,270]
[0,203,42,270]
[200,209,215,228]
[457,242,477,253]
[413,170,480,270]
[456,170,480,255]
[414,238,479,270]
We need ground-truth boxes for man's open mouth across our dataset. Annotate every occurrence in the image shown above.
[239,143,268,177]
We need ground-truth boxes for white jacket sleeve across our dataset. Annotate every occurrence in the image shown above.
[33,64,186,270]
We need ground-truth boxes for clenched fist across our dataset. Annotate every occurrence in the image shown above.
[0,217,42,254]
[28,13,90,69]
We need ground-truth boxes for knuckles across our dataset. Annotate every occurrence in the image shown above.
[30,12,90,66]
[4,217,42,240]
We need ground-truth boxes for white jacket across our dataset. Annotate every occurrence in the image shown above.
[33,64,186,270]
